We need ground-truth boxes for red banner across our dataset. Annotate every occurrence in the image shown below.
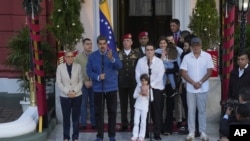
[207,50,218,77]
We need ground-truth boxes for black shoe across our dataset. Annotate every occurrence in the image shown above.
[162,92,167,97]
[178,127,189,135]
[154,136,162,140]
[177,122,182,128]
[80,125,87,130]
[91,125,96,129]
[169,91,178,98]
[119,126,128,131]
[145,132,149,138]
[195,131,201,137]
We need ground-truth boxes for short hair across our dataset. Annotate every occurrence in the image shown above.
[167,42,178,60]
[239,88,250,101]
[184,34,197,45]
[180,30,191,38]
[146,43,155,50]
[97,35,107,43]
[82,38,91,44]
[140,73,149,82]
[170,19,180,25]
[166,32,173,38]
[237,51,249,59]
[64,50,73,56]
[236,104,249,118]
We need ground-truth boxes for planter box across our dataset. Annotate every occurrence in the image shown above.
[19,100,30,112]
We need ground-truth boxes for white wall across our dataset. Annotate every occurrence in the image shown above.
[172,0,196,31]
[76,0,99,52]
[0,78,20,93]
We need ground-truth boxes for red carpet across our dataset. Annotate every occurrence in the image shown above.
[80,122,181,133]
[79,123,131,132]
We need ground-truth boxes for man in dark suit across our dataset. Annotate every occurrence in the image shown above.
[219,104,250,139]
[170,19,182,48]
[228,52,250,100]
[239,88,250,117]
[118,33,141,131]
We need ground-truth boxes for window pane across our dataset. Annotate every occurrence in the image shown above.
[155,0,172,16]
[129,0,152,16]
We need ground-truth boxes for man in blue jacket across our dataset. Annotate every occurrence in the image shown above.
[87,35,122,141]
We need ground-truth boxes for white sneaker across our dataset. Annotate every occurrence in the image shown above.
[201,132,209,141]
[131,137,137,141]
[186,132,194,141]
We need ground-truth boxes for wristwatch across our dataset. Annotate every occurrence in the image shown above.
[199,81,203,85]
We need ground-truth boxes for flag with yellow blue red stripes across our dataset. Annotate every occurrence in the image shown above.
[99,0,116,52]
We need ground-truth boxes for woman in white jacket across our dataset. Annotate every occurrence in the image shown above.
[131,74,153,141]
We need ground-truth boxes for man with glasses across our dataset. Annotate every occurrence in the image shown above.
[135,44,165,140]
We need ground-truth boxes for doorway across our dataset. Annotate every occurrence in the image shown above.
[118,0,172,48]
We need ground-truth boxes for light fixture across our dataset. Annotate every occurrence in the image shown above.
[238,0,250,12]
[238,0,250,53]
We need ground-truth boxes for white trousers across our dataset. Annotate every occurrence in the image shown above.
[132,108,148,139]
[187,92,208,133]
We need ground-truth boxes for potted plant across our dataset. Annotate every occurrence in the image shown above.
[5,26,56,111]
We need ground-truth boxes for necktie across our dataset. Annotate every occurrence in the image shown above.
[174,33,178,43]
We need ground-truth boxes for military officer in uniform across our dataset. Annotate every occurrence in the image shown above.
[118,33,141,131]
[135,31,149,57]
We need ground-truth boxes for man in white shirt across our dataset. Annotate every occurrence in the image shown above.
[135,43,165,140]
[180,37,214,141]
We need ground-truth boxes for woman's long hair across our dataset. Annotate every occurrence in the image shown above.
[166,42,178,60]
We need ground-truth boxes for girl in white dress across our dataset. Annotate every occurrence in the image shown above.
[131,74,153,141]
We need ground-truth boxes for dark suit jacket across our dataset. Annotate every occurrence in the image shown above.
[228,64,250,100]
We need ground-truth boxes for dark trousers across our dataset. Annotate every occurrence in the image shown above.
[60,95,82,140]
[180,83,188,127]
[146,88,164,137]
[94,91,117,139]
[119,87,135,127]
[162,84,175,133]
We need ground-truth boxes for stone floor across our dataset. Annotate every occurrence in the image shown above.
[0,106,22,123]
[47,123,220,141]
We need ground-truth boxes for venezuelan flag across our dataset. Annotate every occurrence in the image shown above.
[99,0,116,52]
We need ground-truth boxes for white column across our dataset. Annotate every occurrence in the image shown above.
[172,0,196,31]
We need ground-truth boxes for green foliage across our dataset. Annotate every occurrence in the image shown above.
[189,0,220,50]
[49,0,84,50]
[234,25,250,56]
[23,0,42,16]
[5,27,56,93]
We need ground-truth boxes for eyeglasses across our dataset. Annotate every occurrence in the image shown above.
[146,49,154,51]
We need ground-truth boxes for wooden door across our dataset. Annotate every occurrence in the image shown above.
[118,0,172,48]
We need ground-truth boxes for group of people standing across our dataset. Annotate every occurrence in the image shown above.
[56,19,215,141]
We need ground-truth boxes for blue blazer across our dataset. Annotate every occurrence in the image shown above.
[87,50,122,92]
